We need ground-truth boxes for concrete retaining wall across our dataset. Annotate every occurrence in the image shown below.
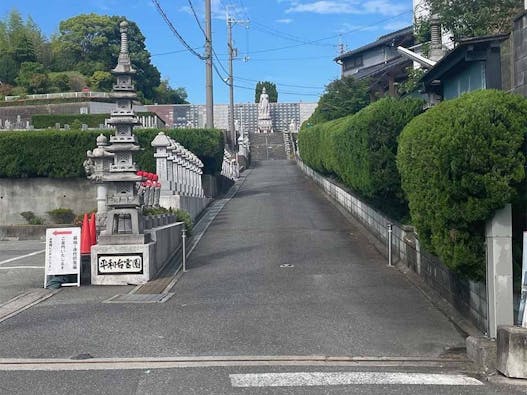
[0,174,232,227]
[0,178,97,225]
[297,158,487,333]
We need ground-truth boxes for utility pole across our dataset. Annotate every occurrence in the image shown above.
[226,10,249,150]
[205,0,214,128]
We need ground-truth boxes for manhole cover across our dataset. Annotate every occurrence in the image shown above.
[280,264,294,268]
[103,293,175,304]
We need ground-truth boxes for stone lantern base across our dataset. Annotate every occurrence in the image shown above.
[90,221,183,285]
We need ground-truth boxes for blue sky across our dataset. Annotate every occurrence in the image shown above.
[0,0,414,104]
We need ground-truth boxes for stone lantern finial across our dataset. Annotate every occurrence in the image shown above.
[113,20,135,74]
[120,21,129,54]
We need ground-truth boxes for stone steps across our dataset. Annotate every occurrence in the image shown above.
[248,132,287,161]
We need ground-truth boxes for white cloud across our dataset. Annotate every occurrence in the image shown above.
[286,1,359,14]
[362,0,409,16]
[211,0,246,20]
[283,0,410,16]
[276,18,294,24]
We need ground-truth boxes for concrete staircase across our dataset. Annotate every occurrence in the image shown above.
[249,132,288,161]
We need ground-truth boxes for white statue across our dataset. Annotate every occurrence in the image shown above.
[258,87,270,119]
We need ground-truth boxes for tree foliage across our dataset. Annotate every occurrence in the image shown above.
[153,79,188,104]
[305,76,371,126]
[16,62,49,93]
[255,81,278,103]
[397,90,527,280]
[0,10,188,103]
[420,0,523,41]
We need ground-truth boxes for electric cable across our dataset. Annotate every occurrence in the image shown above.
[248,9,412,55]
[187,0,206,36]
[151,0,206,60]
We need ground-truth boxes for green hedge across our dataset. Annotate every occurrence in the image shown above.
[31,112,158,129]
[299,97,424,219]
[0,128,224,178]
[397,90,527,280]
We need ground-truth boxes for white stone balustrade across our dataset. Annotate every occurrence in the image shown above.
[221,149,239,180]
[151,132,205,199]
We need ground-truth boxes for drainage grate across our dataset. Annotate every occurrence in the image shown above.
[103,293,175,304]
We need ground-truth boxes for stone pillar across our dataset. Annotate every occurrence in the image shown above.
[189,161,196,197]
[186,153,191,196]
[173,145,182,194]
[486,204,514,338]
[151,132,171,194]
[96,184,107,218]
[166,144,175,192]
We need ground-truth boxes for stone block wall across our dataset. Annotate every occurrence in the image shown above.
[0,102,91,127]
[297,158,488,333]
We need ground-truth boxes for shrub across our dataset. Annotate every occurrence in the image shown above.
[47,208,76,224]
[143,206,193,235]
[335,97,424,218]
[172,208,193,235]
[0,128,224,178]
[20,211,45,225]
[397,90,527,280]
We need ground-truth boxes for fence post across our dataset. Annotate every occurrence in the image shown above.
[388,223,393,267]
[182,227,187,272]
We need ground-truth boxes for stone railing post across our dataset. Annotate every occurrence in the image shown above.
[151,132,172,194]
[166,142,175,193]
[173,143,183,195]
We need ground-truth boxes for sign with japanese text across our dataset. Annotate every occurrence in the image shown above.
[97,254,143,275]
[44,227,81,288]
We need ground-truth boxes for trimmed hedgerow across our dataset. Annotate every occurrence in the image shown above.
[0,128,224,178]
[334,97,423,218]
[397,90,527,280]
[298,97,424,220]
[135,128,224,175]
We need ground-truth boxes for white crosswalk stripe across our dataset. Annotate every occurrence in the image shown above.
[229,372,483,387]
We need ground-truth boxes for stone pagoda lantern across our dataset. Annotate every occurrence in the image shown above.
[98,20,145,242]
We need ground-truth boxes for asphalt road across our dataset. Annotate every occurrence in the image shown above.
[0,160,521,394]
[0,240,46,304]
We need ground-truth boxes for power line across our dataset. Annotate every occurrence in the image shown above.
[187,0,206,36]
[212,48,229,75]
[213,64,321,96]
[151,0,206,60]
[151,47,203,57]
[248,9,413,55]
[235,75,324,90]
[251,20,331,48]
